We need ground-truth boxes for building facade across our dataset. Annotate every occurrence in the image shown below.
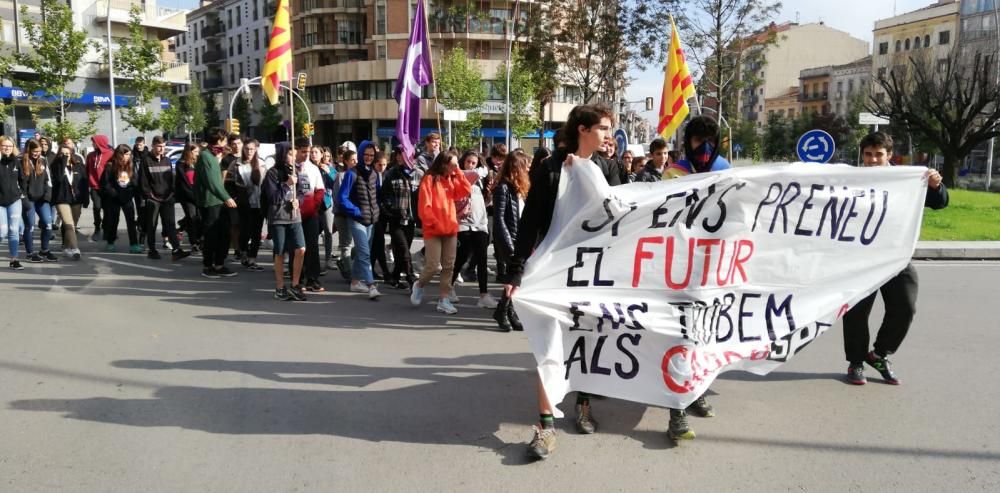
[291,0,588,150]
[736,22,869,128]
[173,0,274,137]
[957,0,999,170]
[828,55,872,119]
[798,66,831,116]
[0,0,188,144]
[872,0,959,102]
[764,86,799,121]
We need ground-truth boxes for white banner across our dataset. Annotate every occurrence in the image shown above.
[513,160,928,415]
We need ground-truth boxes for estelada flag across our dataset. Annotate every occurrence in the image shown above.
[262,0,293,105]
[658,15,696,139]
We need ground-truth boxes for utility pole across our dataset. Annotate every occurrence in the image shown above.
[106,0,118,146]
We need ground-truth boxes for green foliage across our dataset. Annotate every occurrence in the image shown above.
[436,47,487,150]
[203,91,221,132]
[159,94,184,137]
[730,118,760,160]
[920,190,1000,240]
[113,5,168,133]
[257,98,284,142]
[12,0,97,141]
[293,90,310,135]
[232,94,253,135]
[495,48,540,140]
[185,78,208,138]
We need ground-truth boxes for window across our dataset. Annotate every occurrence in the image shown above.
[788,109,794,118]
[253,0,259,21]
[904,38,910,50]
[878,42,888,55]
[237,9,242,27]
[924,34,930,48]
[237,34,242,55]
[376,3,386,35]
[895,40,901,52]
[937,58,949,72]
[255,59,261,77]
[195,51,199,65]
[848,79,854,93]
[254,30,259,50]
[230,64,236,84]
[227,10,233,29]
[939,30,950,45]
[913,37,920,49]
[229,37,234,56]
[182,52,187,63]
[337,19,363,45]
[877,67,886,79]
[194,26,198,41]
[377,43,386,60]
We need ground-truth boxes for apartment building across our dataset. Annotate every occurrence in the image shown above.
[292,0,588,149]
[828,56,871,119]
[737,22,869,128]
[0,0,188,142]
[764,87,799,121]
[174,0,274,136]
[872,0,959,102]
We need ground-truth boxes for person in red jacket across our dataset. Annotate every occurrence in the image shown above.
[409,150,472,315]
[85,135,113,241]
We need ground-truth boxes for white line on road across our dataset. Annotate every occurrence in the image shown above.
[89,256,173,273]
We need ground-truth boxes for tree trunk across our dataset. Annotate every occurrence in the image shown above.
[942,153,959,189]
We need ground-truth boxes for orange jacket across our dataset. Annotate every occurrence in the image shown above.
[418,171,473,237]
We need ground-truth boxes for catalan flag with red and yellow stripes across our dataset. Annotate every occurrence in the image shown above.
[261,0,293,105]
[658,15,696,139]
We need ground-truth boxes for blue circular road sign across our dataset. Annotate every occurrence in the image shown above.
[796,129,836,163]
[614,129,628,158]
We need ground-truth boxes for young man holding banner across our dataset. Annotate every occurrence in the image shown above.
[843,132,947,385]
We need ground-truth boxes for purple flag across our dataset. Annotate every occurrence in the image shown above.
[394,0,433,166]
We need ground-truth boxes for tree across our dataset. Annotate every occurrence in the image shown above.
[232,94,253,137]
[203,91,221,132]
[185,79,208,140]
[12,0,98,142]
[762,112,793,160]
[731,117,761,161]
[869,52,1000,187]
[257,98,284,142]
[495,47,540,140]
[678,0,783,122]
[293,91,311,137]
[436,47,487,150]
[159,94,184,138]
[113,5,168,134]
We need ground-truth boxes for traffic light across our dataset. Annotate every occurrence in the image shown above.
[645,97,654,111]
[225,118,240,134]
[302,122,314,136]
[296,72,308,91]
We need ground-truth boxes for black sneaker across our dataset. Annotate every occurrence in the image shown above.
[274,287,292,301]
[27,253,42,263]
[9,260,24,270]
[215,266,238,277]
[289,284,307,301]
[305,279,325,292]
[147,250,162,260]
[41,251,58,262]
[846,363,866,385]
[241,257,251,268]
[72,252,81,261]
[201,268,222,279]
[668,408,695,441]
[389,280,410,290]
[865,352,900,385]
[171,250,191,261]
[687,395,715,417]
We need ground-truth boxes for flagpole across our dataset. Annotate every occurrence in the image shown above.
[421,0,443,142]
[289,86,295,143]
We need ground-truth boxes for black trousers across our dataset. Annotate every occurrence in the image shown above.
[453,230,489,293]
[388,219,415,285]
[238,206,264,259]
[146,199,180,252]
[843,263,919,364]
[90,189,103,229]
[371,218,389,279]
[199,204,229,268]
[302,213,321,282]
[103,197,138,245]
[178,201,202,247]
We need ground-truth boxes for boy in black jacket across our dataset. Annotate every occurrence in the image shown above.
[139,136,189,261]
[843,132,948,385]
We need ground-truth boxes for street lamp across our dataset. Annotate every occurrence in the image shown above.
[106,0,118,146]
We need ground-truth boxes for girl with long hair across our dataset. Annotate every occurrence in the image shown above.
[409,150,472,315]
[491,149,531,331]
[0,136,24,269]
[233,139,266,271]
[21,139,56,262]
[50,144,89,260]
[315,145,338,272]
[451,150,497,309]
[100,144,141,252]
[175,143,202,251]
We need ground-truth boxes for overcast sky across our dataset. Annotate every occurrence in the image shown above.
[626,0,940,124]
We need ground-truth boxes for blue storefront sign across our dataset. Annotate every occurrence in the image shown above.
[0,87,132,107]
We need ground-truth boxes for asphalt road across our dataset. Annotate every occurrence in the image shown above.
[1,222,998,492]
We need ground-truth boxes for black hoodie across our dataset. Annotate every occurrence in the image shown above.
[0,152,23,207]
[140,152,175,202]
[50,154,90,206]
[23,159,51,203]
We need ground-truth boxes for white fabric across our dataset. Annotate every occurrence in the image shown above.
[513,159,927,416]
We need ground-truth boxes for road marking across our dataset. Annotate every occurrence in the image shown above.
[89,256,173,273]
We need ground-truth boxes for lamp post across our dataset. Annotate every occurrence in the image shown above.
[106,0,118,146]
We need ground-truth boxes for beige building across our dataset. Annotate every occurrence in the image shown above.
[764,86,799,121]
[872,0,959,102]
[829,56,871,119]
[292,0,582,149]
[737,22,869,127]
[798,66,831,116]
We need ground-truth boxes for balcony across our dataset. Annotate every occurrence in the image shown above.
[203,50,227,65]
[202,22,225,39]
[94,60,190,84]
[299,0,364,13]
[301,32,335,48]
[203,78,225,89]
[297,30,366,51]
[91,0,187,39]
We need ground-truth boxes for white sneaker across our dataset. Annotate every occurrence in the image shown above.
[350,282,368,293]
[454,274,464,285]
[477,293,499,309]
[326,259,338,270]
[410,282,424,306]
[447,286,460,303]
[368,284,381,300]
[62,248,72,257]
[386,247,394,264]
[436,298,458,315]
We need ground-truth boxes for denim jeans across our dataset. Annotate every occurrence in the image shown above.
[0,200,22,257]
[348,218,373,284]
[22,200,53,253]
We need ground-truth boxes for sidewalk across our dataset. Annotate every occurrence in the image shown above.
[914,241,1000,259]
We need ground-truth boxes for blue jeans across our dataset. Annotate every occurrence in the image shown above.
[22,200,53,254]
[0,200,22,257]
[348,219,373,284]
